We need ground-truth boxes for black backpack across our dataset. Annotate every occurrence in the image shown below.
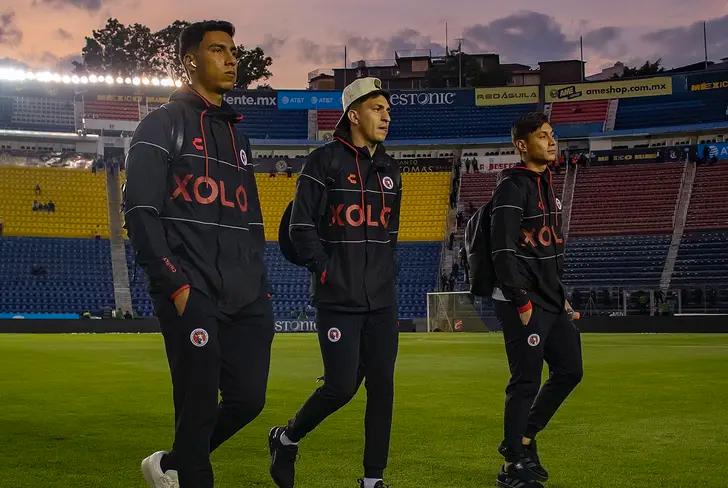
[278,144,339,266]
[464,199,496,297]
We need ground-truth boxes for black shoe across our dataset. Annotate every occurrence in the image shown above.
[357,479,390,488]
[497,441,547,483]
[269,426,298,488]
[495,465,544,488]
[522,440,548,481]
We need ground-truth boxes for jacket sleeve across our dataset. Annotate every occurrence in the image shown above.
[242,137,265,247]
[388,172,403,249]
[289,148,329,273]
[490,177,531,311]
[123,107,190,301]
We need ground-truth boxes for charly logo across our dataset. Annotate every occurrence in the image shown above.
[527,334,541,347]
[327,327,342,343]
[239,149,248,166]
[556,198,562,210]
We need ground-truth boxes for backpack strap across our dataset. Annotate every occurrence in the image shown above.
[160,101,184,162]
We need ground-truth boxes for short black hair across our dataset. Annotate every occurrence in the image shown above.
[178,20,235,64]
[511,112,549,141]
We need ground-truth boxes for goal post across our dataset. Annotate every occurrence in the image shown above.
[426,291,500,332]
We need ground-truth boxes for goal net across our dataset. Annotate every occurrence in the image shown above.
[426,291,500,332]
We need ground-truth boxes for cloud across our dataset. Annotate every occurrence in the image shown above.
[297,28,444,65]
[258,34,287,57]
[55,28,73,40]
[463,11,578,63]
[0,11,22,46]
[642,14,728,67]
[34,0,103,12]
[583,27,621,48]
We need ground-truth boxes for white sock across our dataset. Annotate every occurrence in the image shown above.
[363,478,382,488]
[280,431,297,446]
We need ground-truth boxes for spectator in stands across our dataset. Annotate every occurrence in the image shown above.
[286,164,293,178]
[456,210,464,229]
[452,261,460,281]
[35,183,41,196]
[48,200,55,213]
[32,200,40,211]
[124,20,274,488]
[448,272,456,292]
[459,246,469,284]
[124,310,133,320]
[448,231,455,250]
[472,159,480,173]
[440,272,449,291]
[464,157,471,173]
[467,201,476,217]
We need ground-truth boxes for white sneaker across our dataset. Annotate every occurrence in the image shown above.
[141,451,179,488]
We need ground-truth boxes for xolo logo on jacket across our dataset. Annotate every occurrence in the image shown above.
[521,226,564,248]
[329,204,392,228]
[527,334,540,347]
[190,328,209,347]
[327,327,342,343]
[382,176,394,190]
[172,174,248,212]
[192,137,204,151]
[347,173,358,185]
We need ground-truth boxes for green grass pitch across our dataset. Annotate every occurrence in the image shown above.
[1,333,727,487]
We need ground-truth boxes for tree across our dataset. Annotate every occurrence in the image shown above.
[152,20,190,80]
[235,46,272,89]
[615,59,664,78]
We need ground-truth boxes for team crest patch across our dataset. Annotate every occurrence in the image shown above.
[382,176,394,190]
[556,198,562,211]
[190,328,209,347]
[239,149,249,166]
[327,327,342,343]
[527,333,541,347]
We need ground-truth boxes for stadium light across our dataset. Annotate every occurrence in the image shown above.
[0,68,182,88]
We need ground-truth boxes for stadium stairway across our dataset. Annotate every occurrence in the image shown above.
[106,167,132,313]
[660,160,696,290]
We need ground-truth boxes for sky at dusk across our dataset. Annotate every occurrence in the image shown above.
[1,0,728,87]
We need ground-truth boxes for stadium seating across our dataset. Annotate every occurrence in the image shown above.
[0,166,110,238]
[615,91,728,130]
[685,162,728,231]
[83,99,140,121]
[317,110,341,131]
[672,231,728,286]
[0,95,75,132]
[236,107,308,140]
[0,236,115,314]
[550,100,609,125]
[569,162,683,235]
[254,174,298,241]
[387,104,538,140]
[563,234,670,287]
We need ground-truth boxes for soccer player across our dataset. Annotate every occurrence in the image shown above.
[124,20,273,488]
[268,78,402,488]
[490,112,583,488]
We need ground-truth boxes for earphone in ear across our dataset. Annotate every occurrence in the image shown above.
[190,61,197,68]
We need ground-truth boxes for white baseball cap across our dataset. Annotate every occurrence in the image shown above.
[336,77,390,129]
